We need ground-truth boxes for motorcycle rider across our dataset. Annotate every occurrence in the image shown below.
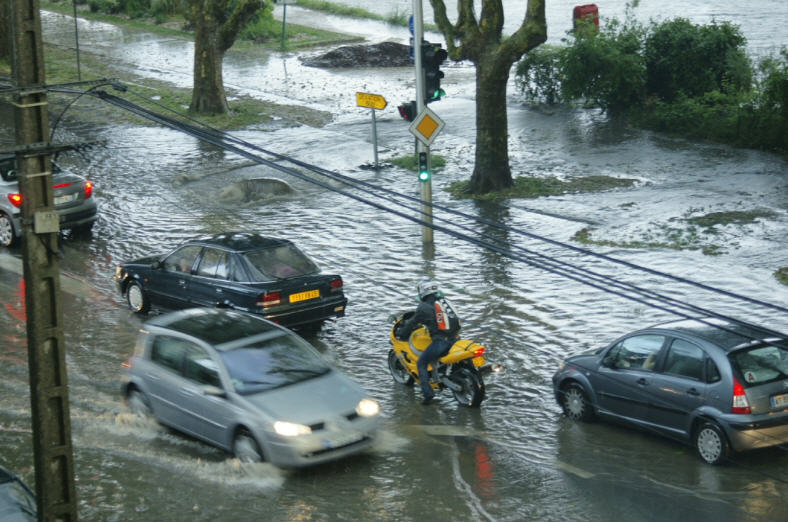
[397,279,461,404]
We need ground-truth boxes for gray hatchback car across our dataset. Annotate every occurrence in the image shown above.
[0,153,97,247]
[553,317,788,464]
[121,308,380,468]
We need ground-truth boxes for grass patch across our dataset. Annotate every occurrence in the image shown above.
[572,226,722,255]
[297,0,435,30]
[776,267,788,286]
[686,209,777,227]
[390,154,446,172]
[447,175,637,201]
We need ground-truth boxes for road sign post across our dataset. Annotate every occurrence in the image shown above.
[356,92,388,169]
[275,0,298,49]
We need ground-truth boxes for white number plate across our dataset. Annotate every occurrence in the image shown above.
[54,194,76,206]
[771,393,788,409]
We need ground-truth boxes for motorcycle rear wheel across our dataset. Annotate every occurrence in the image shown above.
[450,366,485,407]
[388,350,414,386]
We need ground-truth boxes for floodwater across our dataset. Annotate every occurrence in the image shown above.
[2,3,788,521]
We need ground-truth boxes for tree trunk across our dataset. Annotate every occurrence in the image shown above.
[0,1,9,61]
[190,20,229,114]
[468,61,513,193]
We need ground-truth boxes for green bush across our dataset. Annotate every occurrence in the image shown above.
[239,3,277,42]
[644,18,751,101]
[515,44,565,105]
[88,0,122,14]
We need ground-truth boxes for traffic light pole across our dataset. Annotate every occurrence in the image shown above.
[413,0,433,243]
[10,0,79,519]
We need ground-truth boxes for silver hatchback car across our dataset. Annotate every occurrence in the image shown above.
[553,317,788,464]
[121,308,380,468]
[0,153,97,247]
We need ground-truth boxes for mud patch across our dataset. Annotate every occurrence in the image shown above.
[217,178,294,203]
[301,41,411,68]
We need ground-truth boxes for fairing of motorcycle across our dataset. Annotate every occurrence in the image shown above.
[388,312,496,407]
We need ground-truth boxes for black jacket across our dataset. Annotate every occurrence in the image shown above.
[398,294,460,340]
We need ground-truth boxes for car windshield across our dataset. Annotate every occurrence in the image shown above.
[730,342,788,385]
[242,244,319,281]
[219,330,330,394]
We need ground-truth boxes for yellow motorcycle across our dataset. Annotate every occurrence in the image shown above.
[388,312,490,407]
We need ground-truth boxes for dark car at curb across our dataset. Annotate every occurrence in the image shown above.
[552,317,788,464]
[0,153,97,247]
[114,232,347,329]
[0,465,36,521]
[120,308,380,468]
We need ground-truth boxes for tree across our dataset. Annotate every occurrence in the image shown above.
[429,0,546,193]
[0,0,9,61]
[185,0,264,114]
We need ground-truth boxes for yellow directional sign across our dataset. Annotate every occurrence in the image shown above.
[408,106,445,146]
[356,92,388,110]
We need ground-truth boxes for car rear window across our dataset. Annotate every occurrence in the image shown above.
[730,343,788,385]
[243,244,319,281]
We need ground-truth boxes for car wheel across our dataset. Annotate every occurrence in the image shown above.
[70,222,94,238]
[126,281,150,314]
[561,382,595,422]
[0,212,18,247]
[127,389,153,418]
[388,350,414,386]
[694,421,730,465]
[450,366,486,407]
[233,429,264,463]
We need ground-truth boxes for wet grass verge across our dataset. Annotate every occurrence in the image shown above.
[446,175,637,202]
[686,209,777,227]
[296,0,439,31]
[776,267,788,286]
[572,226,723,256]
[389,154,447,172]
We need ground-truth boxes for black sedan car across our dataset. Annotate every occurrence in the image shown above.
[114,232,347,328]
[553,317,788,464]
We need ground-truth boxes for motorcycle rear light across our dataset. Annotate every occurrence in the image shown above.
[473,347,485,357]
[258,291,281,307]
[8,193,22,208]
[732,376,751,414]
[84,181,93,199]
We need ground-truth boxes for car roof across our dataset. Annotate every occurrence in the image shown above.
[651,317,787,351]
[182,232,293,252]
[143,308,282,346]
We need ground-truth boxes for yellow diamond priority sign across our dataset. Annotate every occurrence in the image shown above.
[409,106,445,146]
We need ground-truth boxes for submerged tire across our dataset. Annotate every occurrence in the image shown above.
[450,366,485,407]
[388,350,414,386]
[561,382,595,422]
[127,389,153,418]
[694,421,730,465]
[126,280,150,314]
[233,429,264,463]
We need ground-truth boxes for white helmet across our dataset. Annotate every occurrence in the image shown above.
[417,279,441,300]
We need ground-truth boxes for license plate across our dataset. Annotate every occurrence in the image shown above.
[54,194,75,206]
[473,356,486,367]
[322,432,362,449]
[290,289,319,303]
[771,393,788,409]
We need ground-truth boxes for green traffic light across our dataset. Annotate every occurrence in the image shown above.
[431,88,446,100]
[417,151,430,182]
[419,169,431,182]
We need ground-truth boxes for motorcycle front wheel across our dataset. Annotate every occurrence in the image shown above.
[450,365,485,407]
[388,350,414,386]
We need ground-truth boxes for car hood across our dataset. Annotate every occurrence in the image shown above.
[243,371,367,423]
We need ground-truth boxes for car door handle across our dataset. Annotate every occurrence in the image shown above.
[180,388,196,397]
[178,280,186,287]
[636,378,648,386]
[686,388,700,396]
[144,373,160,381]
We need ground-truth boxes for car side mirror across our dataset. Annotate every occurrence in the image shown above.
[202,385,225,398]
[601,354,615,368]
[151,261,162,269]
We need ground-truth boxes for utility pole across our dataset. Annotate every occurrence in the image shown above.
[412,0,433,243]
[9,0,79,520]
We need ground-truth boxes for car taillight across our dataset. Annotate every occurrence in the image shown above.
[732,376,751,414]
[258,291,281,307]
[84,181,93,199]
[121,357,133,370]
[8,193,22,208]
[53,182,72,189]
[330,277,343,291]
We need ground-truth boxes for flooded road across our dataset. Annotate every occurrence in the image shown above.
[2,4,788,521]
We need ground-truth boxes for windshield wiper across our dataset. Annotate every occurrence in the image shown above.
[268,367,330,377]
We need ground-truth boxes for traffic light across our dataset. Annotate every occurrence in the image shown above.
[418,152,430,182]
[422,41,447,104]
[397,100,417,121]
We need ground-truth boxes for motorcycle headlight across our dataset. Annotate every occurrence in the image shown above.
[356,398,380,418]
[273,421,311,437]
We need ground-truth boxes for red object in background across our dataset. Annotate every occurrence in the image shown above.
[573,4,599,29]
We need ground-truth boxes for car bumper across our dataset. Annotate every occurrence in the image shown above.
[58,200,97,230]
[261,297,348,328]
[722,412,788,452]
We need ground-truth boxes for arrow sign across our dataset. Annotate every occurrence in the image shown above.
[356,92,388,110]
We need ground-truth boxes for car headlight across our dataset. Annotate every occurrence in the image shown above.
[356,398,380,417]
[273,421,312,437]
[557,360,566,371]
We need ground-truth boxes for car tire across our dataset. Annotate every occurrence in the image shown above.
[126,280,150,314]
[388,350,414,386]
[127,389,153,418]
[561,382,595,422]
[233,429,264,463]
[694,421,730,465]
[0,211,18,247]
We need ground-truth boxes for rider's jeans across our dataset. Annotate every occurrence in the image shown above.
[417,338,453,399]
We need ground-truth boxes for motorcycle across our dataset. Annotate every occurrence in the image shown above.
[387,311,492,407]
